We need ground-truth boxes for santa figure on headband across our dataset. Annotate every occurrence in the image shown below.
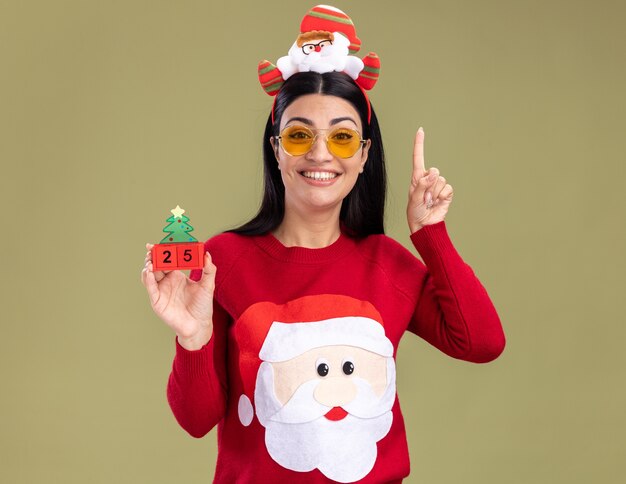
[258,4,381,95]
[234,295,397,483]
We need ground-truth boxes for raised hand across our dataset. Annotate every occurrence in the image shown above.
[407,127,454,233]
[141,242,216,350]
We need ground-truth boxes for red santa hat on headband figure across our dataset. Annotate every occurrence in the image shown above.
[257,4,381,103]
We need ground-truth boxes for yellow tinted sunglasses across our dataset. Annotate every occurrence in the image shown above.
[276,125,368,159]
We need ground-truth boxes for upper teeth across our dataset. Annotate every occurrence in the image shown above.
[302,171,338,180]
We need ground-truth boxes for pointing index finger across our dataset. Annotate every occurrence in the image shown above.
[413,127,425,180]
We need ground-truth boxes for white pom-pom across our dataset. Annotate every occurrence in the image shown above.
[238,394,254,427]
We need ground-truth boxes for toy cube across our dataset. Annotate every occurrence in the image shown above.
[152,242,204,271]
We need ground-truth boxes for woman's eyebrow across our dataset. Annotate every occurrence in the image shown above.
[284,116,358,127]
[285,116,314,125]
[329,117,357,127]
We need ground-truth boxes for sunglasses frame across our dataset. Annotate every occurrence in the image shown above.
[275,125,368,159]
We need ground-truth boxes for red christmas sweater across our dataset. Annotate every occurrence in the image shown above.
[167,220,505,483]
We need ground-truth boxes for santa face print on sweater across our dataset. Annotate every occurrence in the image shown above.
[235,294,396,483]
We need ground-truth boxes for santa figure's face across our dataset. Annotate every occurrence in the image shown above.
[254,342,396,482]
[260,344,393,420]
[287,31,350,68]
[301,38,333,55]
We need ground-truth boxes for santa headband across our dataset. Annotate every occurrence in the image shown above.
[257,4,381,125]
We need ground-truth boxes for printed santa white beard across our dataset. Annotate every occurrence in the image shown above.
[250,359,396,483]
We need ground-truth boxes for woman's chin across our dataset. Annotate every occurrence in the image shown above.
[288,193,345,213]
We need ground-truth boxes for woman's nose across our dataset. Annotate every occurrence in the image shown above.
[306,135,334,162]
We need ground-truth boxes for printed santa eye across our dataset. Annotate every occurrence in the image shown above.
[315,357,330,377]
[342,358,355,375]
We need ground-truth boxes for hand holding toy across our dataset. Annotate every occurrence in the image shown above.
[140,206,214,350]
[141,243,215,350]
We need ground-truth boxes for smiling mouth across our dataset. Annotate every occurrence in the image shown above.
[300,171,340,181]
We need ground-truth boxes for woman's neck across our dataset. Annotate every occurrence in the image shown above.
[272,204,342,248]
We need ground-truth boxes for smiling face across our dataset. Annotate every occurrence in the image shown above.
[270,93,371,214]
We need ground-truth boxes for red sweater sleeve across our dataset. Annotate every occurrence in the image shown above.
[166,298,230,438]
[407,221,506,363]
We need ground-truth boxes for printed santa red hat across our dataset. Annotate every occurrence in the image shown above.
[234,294,393,427]
[299,4,362,54]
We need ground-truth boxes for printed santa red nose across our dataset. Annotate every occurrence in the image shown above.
[315,45,322,52]
[324,406,348,421]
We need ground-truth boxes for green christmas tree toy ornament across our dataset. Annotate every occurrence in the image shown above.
[151,205,205,271]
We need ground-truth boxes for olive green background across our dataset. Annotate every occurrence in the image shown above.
[2,0,624,482]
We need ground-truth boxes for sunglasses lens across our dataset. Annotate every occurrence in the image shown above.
[281,125,314,156]
[279,126,363,158]
[328,128,361,158]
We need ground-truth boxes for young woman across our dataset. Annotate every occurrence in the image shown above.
[141,70,505,483]
[143,4,507,480]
